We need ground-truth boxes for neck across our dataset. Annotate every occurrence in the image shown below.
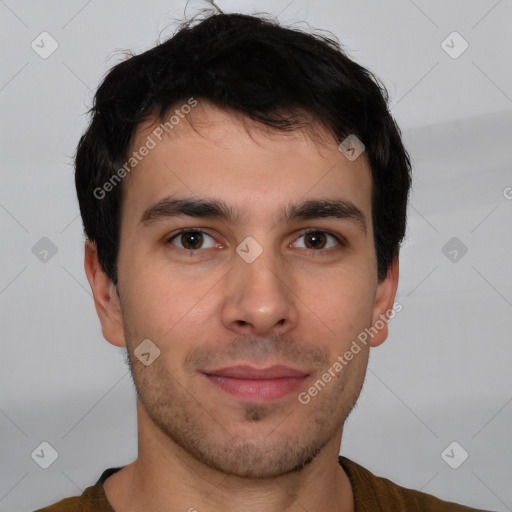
[104,401,354,512]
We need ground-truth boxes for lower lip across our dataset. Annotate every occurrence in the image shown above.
[204,375,308,402]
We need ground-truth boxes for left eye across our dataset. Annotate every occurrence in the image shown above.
[291,230,342,250]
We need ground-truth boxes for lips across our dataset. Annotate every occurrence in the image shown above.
[205,365,308,379]
[202,365,309,402]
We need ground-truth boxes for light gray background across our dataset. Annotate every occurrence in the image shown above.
[1,1,511,511]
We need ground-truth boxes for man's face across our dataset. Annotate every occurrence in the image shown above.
[108,101,394,478]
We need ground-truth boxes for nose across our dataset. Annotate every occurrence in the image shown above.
[220,246,299,337]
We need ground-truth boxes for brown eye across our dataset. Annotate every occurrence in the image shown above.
[293,230,342,251]
[168,230,216,250]
[304,231,327,249]
[181,231,203,250]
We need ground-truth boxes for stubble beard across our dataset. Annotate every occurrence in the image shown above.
[124,345,367,479]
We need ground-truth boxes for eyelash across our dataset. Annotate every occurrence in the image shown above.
[165,228,346,256]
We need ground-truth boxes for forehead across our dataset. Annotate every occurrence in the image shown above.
[120,101,373,229]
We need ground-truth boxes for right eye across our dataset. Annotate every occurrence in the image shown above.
[166,229,220,252]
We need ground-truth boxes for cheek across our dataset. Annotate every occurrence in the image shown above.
[123,257,197,320]
[120,262,219,351]
[300,265,376,333]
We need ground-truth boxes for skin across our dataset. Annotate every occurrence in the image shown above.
[85,100,399,512]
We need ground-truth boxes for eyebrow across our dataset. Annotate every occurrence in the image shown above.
[140,196,367,233]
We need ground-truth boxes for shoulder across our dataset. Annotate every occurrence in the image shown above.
[33,496,80,512]
[338,456,495,512]
[33,466,123,512]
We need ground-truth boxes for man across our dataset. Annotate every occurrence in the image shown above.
[36,9,493,512]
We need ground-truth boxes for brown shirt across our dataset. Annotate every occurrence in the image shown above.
[34,456,494,511]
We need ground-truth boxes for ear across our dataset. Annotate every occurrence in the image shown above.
[84,240,126,348]
[369,256,400,348]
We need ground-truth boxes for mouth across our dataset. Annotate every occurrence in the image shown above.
[202,365,309,403]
